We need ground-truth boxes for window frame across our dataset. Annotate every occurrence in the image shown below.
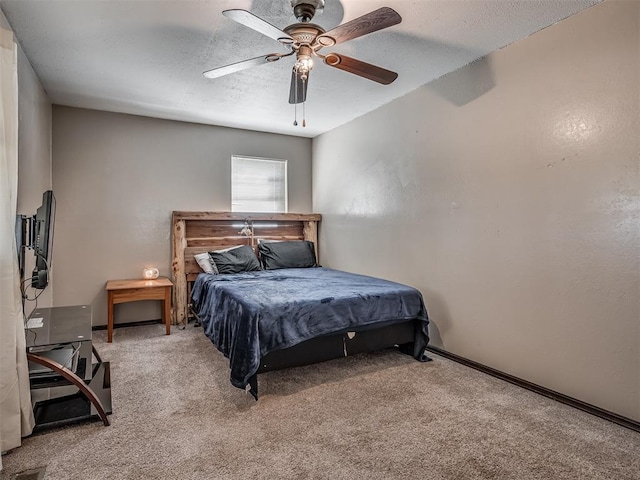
[231,155,289,213]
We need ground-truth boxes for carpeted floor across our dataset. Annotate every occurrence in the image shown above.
[2,324,639,480]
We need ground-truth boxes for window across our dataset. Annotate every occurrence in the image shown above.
[231,156,288,213]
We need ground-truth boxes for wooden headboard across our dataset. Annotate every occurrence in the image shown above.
[171,211,321,325]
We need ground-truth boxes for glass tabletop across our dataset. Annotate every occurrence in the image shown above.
[25,305,92,348]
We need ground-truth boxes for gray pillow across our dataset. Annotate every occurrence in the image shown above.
[208,245,261,274]
[258,240,317,270]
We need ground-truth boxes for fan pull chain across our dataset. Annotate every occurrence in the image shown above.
[302,76,307,127]
[302,100,306,127]
[293,69,299,126]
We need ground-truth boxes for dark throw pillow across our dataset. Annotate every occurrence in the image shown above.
[258,240,317,270]
[208,245,261,274]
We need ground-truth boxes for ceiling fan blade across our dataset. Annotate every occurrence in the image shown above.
[316,7,401,47]
[323,53,398,85]
[223,9,293,44]
[203,54,281,79]
[288,69,310,104]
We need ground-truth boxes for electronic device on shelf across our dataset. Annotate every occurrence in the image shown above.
[28,345,79,378]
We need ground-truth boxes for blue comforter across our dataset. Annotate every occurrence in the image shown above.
[191,267,429,390]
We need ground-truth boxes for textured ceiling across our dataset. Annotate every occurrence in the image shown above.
[0,0,599,138]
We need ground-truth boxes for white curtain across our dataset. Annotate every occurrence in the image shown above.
[0,27,34,467]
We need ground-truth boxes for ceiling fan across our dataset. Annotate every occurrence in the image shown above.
[203,0,402,121]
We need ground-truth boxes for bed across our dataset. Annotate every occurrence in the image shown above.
[171,212,430,398]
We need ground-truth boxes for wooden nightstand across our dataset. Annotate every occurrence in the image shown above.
[105,277,173,342]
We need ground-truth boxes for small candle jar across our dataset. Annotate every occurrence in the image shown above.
[143,267,159,280]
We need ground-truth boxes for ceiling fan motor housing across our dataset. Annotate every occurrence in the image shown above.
[284,23,325,45]
[291,0,324,22]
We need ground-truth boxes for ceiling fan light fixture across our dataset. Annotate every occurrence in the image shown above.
[294,57,313,78]
[294,45,314,80]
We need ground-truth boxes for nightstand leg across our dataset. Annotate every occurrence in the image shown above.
[107,291,114,343]
[164,286,171,335]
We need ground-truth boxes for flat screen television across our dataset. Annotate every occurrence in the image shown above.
[31,190,56,289]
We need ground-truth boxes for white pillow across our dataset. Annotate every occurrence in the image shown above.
[194,252,218,274]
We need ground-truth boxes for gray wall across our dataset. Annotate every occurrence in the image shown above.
[312,1,639,420]
[1,9,53,308]
[52,107,312,326]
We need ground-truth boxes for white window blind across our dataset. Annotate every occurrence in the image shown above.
[231,156,288,213]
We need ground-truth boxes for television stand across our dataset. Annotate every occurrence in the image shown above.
[26,305,112,430]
